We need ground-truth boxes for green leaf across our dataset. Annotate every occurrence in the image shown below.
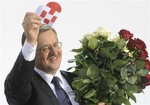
[88,98,99,103]
[74,54,88,69]
[72,48,83,53]
[72,79,83,90]
[85,34,94,40]
[127,75,138,85]
[88,52,98,64]
[74,68,87,78]
[117,38,126,49]
[113,59,124,68]
[80,36,88,47]
[121,67,127,79]
[74,54,84,65]
[126,65,136,74]
[135,60,145,69]
[103,41,117,49]
[87,64,100,79]
[100,48,111,59]
[126,91,136,103]
[118,96,131,105]
[82,79,92,84]
[125,83,141,93]
[100,48,117,59]
[137,69,149,76]
[79,84,89,92]
[107,75,118,87]
[83,89,96,98]
[88,37,98,49]
[101,70,118,86]
[109,50,118,60]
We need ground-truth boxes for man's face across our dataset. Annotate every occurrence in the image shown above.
[35,30,62,74]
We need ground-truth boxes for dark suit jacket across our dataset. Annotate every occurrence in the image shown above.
[4,52,77,105]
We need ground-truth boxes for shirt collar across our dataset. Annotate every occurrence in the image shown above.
[34,67,64,84]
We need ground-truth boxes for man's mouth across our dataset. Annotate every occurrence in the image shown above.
[49,55,58,61]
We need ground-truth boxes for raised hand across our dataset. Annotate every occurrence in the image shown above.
[22,12,42,46]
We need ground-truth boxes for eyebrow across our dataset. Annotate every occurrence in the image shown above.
[39,41,59,48]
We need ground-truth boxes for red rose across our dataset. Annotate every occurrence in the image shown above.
[145,59,150,70]
[142,74,150,88]
[139,50,148,60]
[127,39,135,49]
[145,74,150,79]
[143,74,150,87]
[134,38,146,51]
[119,29,133,40]
[144,80,150,87]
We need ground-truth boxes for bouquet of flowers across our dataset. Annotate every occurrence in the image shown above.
[68,27,150,105]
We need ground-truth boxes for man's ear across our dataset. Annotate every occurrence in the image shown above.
[21,32,26,46]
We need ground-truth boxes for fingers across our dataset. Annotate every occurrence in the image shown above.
[98,102,105,105]
[22,12,42,46]
[23,12,41,21]
[22,12,41,31]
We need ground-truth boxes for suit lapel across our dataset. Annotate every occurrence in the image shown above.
[60,71,77,89]
[32,70,76,105]
[33,71,59,105]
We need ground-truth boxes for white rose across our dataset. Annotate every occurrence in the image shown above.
[95,27,110,38]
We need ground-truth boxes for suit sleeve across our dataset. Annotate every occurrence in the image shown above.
[4,52,35,105]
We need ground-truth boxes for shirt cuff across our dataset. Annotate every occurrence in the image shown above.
[22,40,37,61]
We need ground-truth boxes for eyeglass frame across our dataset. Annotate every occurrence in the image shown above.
[36,42,62,52]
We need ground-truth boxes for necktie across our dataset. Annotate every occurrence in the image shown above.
[51,77,72,105]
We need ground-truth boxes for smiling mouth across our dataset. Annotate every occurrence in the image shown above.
[49,55,58,61]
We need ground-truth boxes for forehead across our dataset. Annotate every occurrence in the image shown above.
[37,30,58,45]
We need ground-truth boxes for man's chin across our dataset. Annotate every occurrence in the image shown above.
[48,65,60,71]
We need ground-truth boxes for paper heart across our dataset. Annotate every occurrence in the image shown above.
[35,2,62,26]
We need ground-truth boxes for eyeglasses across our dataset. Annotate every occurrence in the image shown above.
[37,42,62,52]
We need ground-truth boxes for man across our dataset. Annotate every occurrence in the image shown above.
[4,12,105,105]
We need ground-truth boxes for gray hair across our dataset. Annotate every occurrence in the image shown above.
[21,25,57,46]
[39,24,57,35]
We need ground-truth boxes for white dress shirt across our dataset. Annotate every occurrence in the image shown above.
[21,40,79,105]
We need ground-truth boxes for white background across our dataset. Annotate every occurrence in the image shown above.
[0,0,150,105]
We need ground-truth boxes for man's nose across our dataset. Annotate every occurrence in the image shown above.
[49,46,57,54]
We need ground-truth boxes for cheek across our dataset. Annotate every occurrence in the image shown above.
[37,52,48,61]
[59,50,62,58]
[43,54,49,60]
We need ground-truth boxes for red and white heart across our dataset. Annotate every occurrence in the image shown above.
[35,2,62,26]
